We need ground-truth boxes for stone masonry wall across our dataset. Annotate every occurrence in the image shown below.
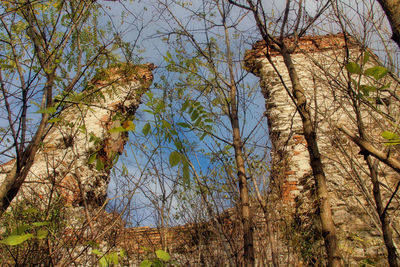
[245,34,400,265]
[0,63,154,208]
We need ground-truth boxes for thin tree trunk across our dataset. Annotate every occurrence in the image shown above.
[232,123,254,267]
[351,80,399,267]
[0,113,49,216]
[365,156,399,267]
[221,4,255,264]
[281,48,341,267]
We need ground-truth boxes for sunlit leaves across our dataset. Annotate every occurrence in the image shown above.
[346,62,361,74]
[36,229,48,239]
[140,249,175,267]
[142,122,151,136]
[0,233,34,246]
[346,55,389,98]
[364,66,388,80]
[35,107,57,114]
[108,121,136,133]
[47,117,61,123]
[169,151,181,167]
[0,219,50,246]
[91,249,126,267]
[346,54,395,147]
[180,99,213,136]
[140,260,152,267]
[381,131,400,145]
[155,249,171,261]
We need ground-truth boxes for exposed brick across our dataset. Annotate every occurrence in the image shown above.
[245,33,399,265]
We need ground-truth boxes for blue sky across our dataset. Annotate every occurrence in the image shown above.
[99,0,271,226]
[100,0,400,226]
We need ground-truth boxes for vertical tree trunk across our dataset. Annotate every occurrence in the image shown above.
[365,156,399,267]
[350,78,399,267]
[232,118,255,267]
[222,7,255,264]
[281,48,341,267]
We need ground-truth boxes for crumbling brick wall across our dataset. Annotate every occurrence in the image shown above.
[0,63,155,209]
[245,34,400,265]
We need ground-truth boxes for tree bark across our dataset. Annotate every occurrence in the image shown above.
[0,113,49,216]
[222,5,255,264]
[350,82,399,267]
[365,156,399,267]
[377,0,400,48]
[281,47,341,267]
[338,125,400,174]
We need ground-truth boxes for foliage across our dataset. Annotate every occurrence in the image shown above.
[92,248,126,267]
[0,200,66,265]
[140,249,178,267]
[346,52,400,145]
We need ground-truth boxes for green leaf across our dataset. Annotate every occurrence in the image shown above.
[181,100,190,111]
[48,117,61,123]
[88,153,97,164]
[384,141,400,146]
[36,229,48,239]
[30,101,41,108]
[199,132,207,141]
[23,207,39,214]
[191,110,199,121]
[382,131,400,140]
[32,221,49,227]
[92,249,102,256]
[12,224,30,235]
[152,259,163,267]
[123,121,136,131]
[107,252,119,265]
[99,256,107,267]
[140,260,152,267]
[142,123,151,136]
[364,66,388,80]
[0,233,34,246]
[169,151,181,167]
[177,122,191,128]
[143,109,155,115]
[112,153,119,165]
[359,85,376,96]
[346,62,361,74]
[78,125,87,133]
[162,120,172,130]
[96,159,104,171]
[36,106,57,114]
[174,138,183,150]
[350,78,358,90]
[363,51,370,64]
[379,82,391,90]
[156,249,171,261]
[182,161,190,186]
[108,126,126,133]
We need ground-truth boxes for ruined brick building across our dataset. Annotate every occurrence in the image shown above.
[1,34,400,266]
[244,33,400,266]
[0,63,154,208]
